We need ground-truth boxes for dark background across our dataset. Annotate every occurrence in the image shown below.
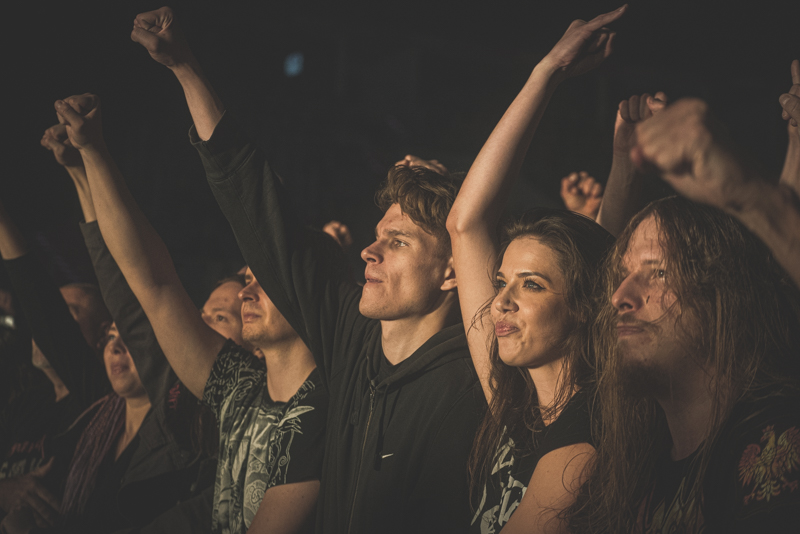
[2,0,797,304]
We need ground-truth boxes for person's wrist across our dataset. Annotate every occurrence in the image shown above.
[78,142,110,162]
[169,57,201,78]
[532,59,562,86]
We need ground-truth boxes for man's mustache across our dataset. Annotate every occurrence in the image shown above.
[615,315,658,331]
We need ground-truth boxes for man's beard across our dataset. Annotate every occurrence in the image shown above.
[617,354,672,399]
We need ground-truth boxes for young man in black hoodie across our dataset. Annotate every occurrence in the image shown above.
[131,7,484,533]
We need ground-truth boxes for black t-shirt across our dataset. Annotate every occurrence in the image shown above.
[634,394,800,533]
[202,340,328,534]
[470,388,593,533]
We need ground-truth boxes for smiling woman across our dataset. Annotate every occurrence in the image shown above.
[468,210,614,532]
[445,6,627,532]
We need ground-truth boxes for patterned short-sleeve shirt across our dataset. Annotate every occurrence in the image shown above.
[634,395,800,533]
[203,340,327,534]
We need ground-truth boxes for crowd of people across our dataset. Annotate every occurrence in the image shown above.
[1,4,799,533]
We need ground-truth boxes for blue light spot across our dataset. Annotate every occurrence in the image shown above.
[284,52,304,77]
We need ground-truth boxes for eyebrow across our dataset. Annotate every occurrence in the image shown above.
[375,228,414,239]
[496,271,553,284]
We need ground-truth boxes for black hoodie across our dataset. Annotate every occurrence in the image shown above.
[191,112,484,533]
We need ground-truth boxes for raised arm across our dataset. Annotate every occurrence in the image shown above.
[43,124,177,405]
[55,94,222,398]
[446,5,626,402]
[132,7,355,385]
[131,7,223,141]
[595,91,667,236]
[779,60,800,197]
[633,97,800,289]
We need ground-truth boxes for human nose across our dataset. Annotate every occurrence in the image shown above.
[361,241,383,264]
[611,273,645,313]
[238,282,257,302]
[493,286,518,314]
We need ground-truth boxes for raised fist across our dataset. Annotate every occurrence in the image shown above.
[780,59,800,130]
[322,220,353,250]
[394,155,449,176]
[40,124,82,168]
[613,92,667,157]
[541,5,626,82]
[631,98,752,211]
[560,171,603,219]
[131,7,193,68]
[54,94,103,151]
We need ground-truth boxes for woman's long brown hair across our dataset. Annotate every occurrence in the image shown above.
[468,208,614,500]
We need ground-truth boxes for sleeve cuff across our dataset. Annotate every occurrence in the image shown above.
[79,220,103,249]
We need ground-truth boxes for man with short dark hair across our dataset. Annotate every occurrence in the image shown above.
[131,7,483,532]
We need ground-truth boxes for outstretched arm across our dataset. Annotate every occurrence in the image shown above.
[43,124,176,404]
[596,91,667,236]
[446,5,626,403]
[55,94,223,398]
[131,7,223,141]
[632,97,800,289]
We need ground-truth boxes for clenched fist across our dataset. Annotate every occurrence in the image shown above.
[560,171,603,219]
[131,7,194,68]
[613,92,667,157]
[631,98,753,212]
[780,59,800,130]
[40,124,82,168]
[54,94,104,151]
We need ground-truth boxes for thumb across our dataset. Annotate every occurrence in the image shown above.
[780,93,800,125]
[131,26,160,51]
[32,457,55,477]
[41,136,61,153]
[54,100,84,128]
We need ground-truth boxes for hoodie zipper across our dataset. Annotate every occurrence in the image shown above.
[347,381,376,534]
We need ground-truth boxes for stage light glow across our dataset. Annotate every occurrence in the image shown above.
[284,52,304,77]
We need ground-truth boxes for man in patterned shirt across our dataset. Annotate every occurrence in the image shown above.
[54,92,327,534]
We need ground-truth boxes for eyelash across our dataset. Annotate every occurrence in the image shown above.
[523,279,543,290]
[493,279,543,291]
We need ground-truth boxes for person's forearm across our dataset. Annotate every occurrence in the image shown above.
[171,61,225,141]
[81,222,174,406]
[448,62,560,234]
[81,145,179,293]
[80,142,217,398]
[65,166,96,222]
[730,182,800,289]
[0,200,28,260]
[596,155,642,236]
[779,130,800,197]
